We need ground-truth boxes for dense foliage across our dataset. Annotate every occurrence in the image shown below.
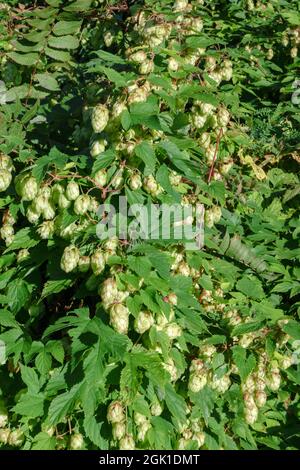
[0,0,300,451]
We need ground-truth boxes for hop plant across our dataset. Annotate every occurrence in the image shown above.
[42,202,56,220]
[210,374,231,393]
[0,169,12,192]
[17,248,30,263]
[51,184,64,204]
[37,220,55,239]
[0,428,10,445]
[0,154,13,171]
[90,139,107,158]
[129,173,142,190]
[119,434,135,450]
[0,224,14,245]
[110,303,129,334]
[140,60,154,75]
[8,429,24,447]
[66,181,80,201]
[107,401,125,424]
[0,405,8,428]
[111,170,124,189]
[199,344,216,358]
[104,31,114,48]
[217,107,230,127]
[188,372,207,392]
[112,421,126,441]
[78,256,90,273]
[58,193,72,210]
[150,402,163,416]
[91,104,109,133]
[134,310,155,334]
[137,420,151,441]
[205,206,222,228]
[26,205,40,224]
[60,245,80,273]
[94,169,107,187]
[90,249,106,275]
[74,194,91,215]
[244,393,258,425]
[18,175,38,201]
[143,175,162,197]
[255,390,267,408]
[129,50,147,63]
[103,236,119,255]
[163,358,178,382]
[70,433,84,450]
[164,322,182,339]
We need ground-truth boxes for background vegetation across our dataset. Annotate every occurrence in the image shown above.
[0,0,299,450]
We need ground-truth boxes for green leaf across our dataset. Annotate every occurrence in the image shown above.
[89,65,127,88]
[20,365,40,394]
[48,384,82,425]
[281,11,300,25]
[127,255,152,278]
[53,20,82,36]
[92,150,116,173]
[36,350,52,375]
[13,41,43,53]
[282,321,300,340]
[134,141,157,174]
[13,393,44,418]
[190,387,215,425]
[132,396,151,417]
[7,52,39,66]
[232,346,256,381]
[164,383,187,427]
[47,341,65,364]
[46,0,62,6]
[5,228,40,252]
[48,35,79,50]
[22,31,49,43]
[0,309,19,328]
[0,269,17,290]
[148,417,174,450]
[232,321,264,337]
[120,362,140,402]
[236,277,265,300]
[21,99,41,124]
[126,295,143,316]
[198,274,214,291]
[156,165,180,202]
[83,415,108,449]
[45,47,71,62]
[31,432,56,450]
[7,279,31,313]
[148,251,171,280]
[94,50,126,65]
[121,109,131,130]
[35,73,60,91]
[63,0,93,11]
[41,279,73,299]
[252,301,284,322]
